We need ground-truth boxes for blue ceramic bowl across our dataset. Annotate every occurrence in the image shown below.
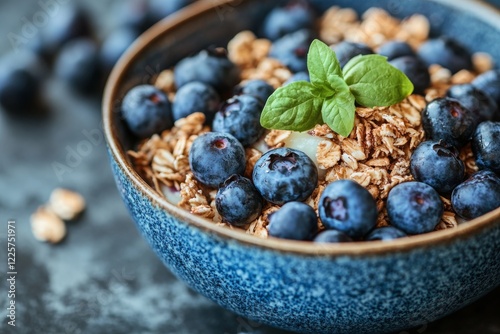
[103,1,500,333]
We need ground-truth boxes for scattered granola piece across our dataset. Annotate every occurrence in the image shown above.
[48,188,86,220]
[31,206,66,244]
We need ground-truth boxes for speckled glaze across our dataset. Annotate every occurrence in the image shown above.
[104,1,500,333]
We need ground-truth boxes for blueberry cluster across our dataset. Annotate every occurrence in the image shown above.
[412,78,500,221]
[0,0,195,114]
[122,1,500,244]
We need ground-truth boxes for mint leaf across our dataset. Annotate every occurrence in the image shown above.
[343,54,414,107]
[321,82,356,137]
[261,81,323,132]
[308,39,343,90]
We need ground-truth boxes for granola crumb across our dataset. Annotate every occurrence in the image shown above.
[48,188,86,221]
[31,206,67,244]
[472,52,494,74]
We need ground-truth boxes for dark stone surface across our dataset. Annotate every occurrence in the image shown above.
[0,1,499,333]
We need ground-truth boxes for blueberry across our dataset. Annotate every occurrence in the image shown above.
[471,121,500,174]
[172,82,220,122]
[115,0,157,34]
[386,182,443,235]
[0,70,39,113]
[212,95,264,146]
[472,69,500,107]
[252,147,318,205]
[422,97,477,149]
[365,226,407,241]
[40,5,93,56]
[389,56,430,95]
[234,79,274,104]
[100,27,140,75]
[447,84,498,122]
[189,132,246,188]
[54,38,101,93]
[149,0,195,22]
[268,202,318,241]
[261,0,317,41]
[313,230,353,243]
[215,175,263,227]
[174,48,240,95]
[330,41,374,68]
[378,41,415,60]
[318,180,378,239]
[0,51,43,112]
[283,71,310,85]
[410,140,465,194]
[451,170,500,220]
[269,29,314,73]
[121,85,173,138]
[418,36,472,74]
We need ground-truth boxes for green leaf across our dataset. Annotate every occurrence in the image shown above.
[343,54,414,107]
[321,81,356,138]
[308,39,343,90]
[260,81,324,132]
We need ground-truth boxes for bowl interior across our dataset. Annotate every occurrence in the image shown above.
[104,0,500,255]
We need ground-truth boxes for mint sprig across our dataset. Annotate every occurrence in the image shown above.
[260,39,414,137]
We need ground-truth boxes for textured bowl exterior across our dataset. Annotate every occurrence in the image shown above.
[110,155,500,334]
[104,0,500,333]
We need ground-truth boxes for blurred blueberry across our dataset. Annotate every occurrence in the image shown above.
[115,0,156,34]
[174,48,240,96]
[283,71,310,85]
[149,0,196,21]
[418,36,472,74]
[234,79,275,104]
[40,4,93,56]
[0,50,45,112]
[262,0,317,41]
[331,41,374,68]
[378,41,415,60]
[269,29,314,73]
[54,38,102,93]
[100,27,139,75]
[389,56,430,95]
[472,69,500,107]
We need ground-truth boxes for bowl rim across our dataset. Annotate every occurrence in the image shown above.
[103,0,500,256]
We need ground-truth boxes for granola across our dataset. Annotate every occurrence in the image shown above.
[127,6,489,239]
